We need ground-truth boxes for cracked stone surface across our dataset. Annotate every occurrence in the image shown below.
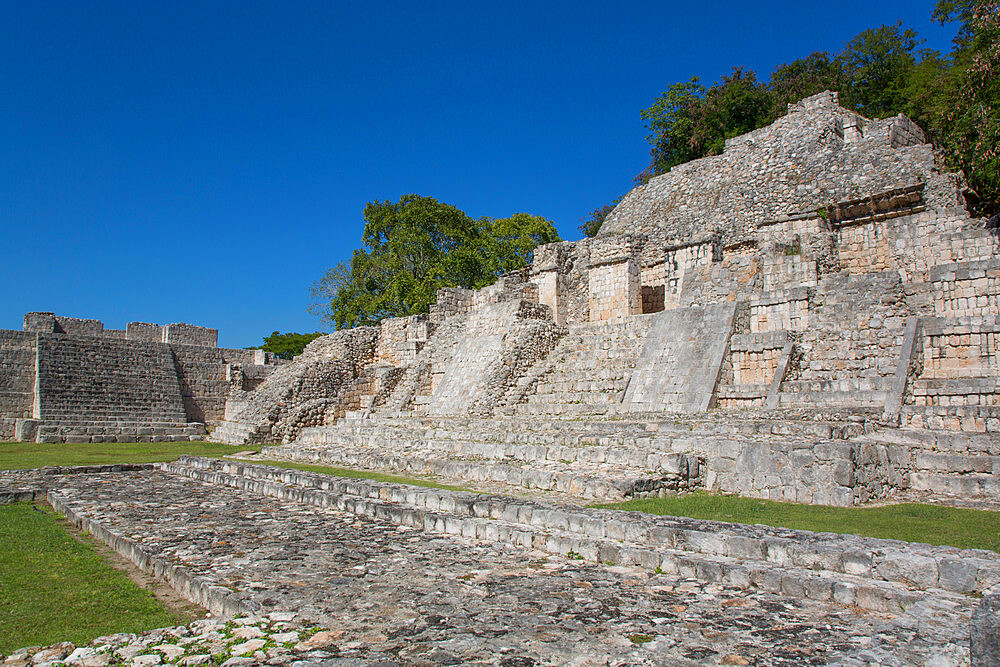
[37,470,973,666]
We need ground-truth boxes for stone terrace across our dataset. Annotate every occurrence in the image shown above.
[4,461,982,665]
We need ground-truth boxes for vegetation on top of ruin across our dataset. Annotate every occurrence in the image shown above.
[595,490,1000,553]
[248,331,325,360]
[580,0,1000,236]
[309,194,560,329]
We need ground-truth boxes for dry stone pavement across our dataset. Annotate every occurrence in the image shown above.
[8,467,976,666]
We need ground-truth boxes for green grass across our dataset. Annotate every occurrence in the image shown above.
[0,502,190,654]
[0,441,257,471]
[236,458,472,492]
[593,491,1000,552]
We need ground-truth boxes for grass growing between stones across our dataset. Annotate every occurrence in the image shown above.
[0,502,189,654]
[238,459,472,492]
[0,441,257,470]
[594,491,1000,552]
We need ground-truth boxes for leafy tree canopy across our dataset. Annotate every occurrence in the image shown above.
[310,195,560,329]
[250,331,325,360]
[577,0,999,238]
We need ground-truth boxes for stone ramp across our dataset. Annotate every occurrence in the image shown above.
[36,460,984,664]
[622,302,737,413]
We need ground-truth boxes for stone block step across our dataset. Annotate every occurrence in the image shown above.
[314,414,855,447]
[293,428,694,469]
[162,457,997,612]
[260,443,701,500]
[909,472,999,497]
[525,391,620,405]
[778,389,890,408]
[515,402,613,416]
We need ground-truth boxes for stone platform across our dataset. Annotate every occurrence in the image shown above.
[3,459,993,664]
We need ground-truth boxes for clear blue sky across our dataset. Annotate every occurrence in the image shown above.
[1,1,956,348]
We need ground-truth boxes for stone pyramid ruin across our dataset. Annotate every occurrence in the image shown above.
[200,91,1000,508]
[4,91,1000,663]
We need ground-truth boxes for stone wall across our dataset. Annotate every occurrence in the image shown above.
[375,315,429,366]
[1,314,276,440]
[169,344,231,423]
[0,331,36,439]
[126,322,218,346]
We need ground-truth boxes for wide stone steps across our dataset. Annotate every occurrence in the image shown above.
[776,378,895,409]
[524,391,620,405]
[160,457,994,616]
[40,409,189,421]
[515,401,615,416]
[271,414,867,500]
[273,422,706,500]
[34,420,205,443]
[316,414,858,447]
[293,427,688,469]
[507,319,651,418]
[261,442,700,500]
[849,426,1000,504]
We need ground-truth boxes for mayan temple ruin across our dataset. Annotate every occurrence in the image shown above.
[4,91,1000,664]
[198,91,1000,509]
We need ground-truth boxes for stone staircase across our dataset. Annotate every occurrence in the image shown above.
[262,412,872,503]
[160,456,996,618]
[26,335,201,443]
[513,319,653,417]
[267,417,704,501]
[777,377,896,409]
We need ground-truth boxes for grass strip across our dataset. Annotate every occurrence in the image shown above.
[236,458,472,492]
[593,491,1000,553]
[0,502,187,654]
[0,441,257,470]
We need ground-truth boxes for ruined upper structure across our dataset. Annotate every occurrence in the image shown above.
[0,313,278,443]
[600,91,959,242]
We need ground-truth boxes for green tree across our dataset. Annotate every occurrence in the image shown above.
[253,331,325,360]
[578,196,623,238]
[482,212,562,275]
[635,3,998,214]
[311,195,560,329]
[640,78,705,174]
[836,22,922,118]
[936,0,1000,214]
[768,52,843,116]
